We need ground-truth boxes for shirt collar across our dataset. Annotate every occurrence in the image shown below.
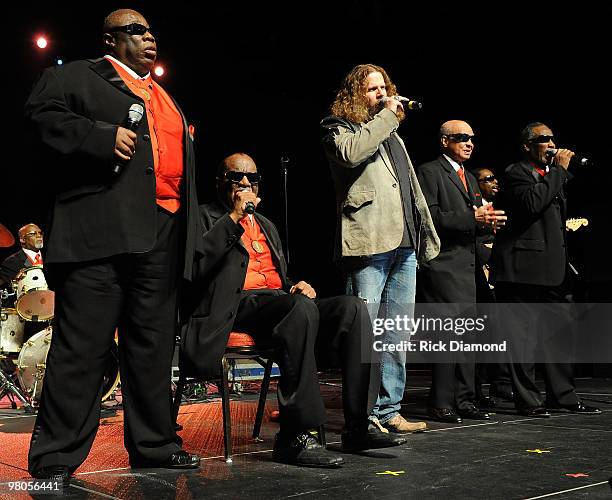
[443,154,462,172]
[23,248,40,261]
[104,55,151,81]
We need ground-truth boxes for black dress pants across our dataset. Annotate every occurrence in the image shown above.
[29,208,182,473]
[430,362,476,411]
[234,291,373,434]
[494,281,579,409]
[428,304,477,411]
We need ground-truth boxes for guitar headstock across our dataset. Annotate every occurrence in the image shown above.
[566,218,589,232]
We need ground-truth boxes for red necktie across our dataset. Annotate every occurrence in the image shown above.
[534,166,547,177]
[457,166,468,192]
[33,254,43,266]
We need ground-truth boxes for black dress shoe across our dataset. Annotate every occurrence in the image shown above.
[458,406,491,420]
[342,426,407,452]
[518,407,551,418]
[428,408,462,423]
[273,431,344,467]
[31,465,72,487]
[561,403,602,415]
[131,450,201,469]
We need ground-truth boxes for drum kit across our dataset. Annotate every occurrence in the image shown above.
[0,223,120,411]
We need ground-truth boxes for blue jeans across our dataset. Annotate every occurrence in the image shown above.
[345,248,417,423]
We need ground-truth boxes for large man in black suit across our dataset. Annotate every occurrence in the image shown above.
[417,120,506,423]
[25,9,202,484]
[491,122,600,417]
[181,153,406,468]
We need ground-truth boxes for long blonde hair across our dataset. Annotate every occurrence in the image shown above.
[330,64,404,124]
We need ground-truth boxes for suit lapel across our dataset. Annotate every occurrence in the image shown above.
[209,203,247,252]
[378,143,398,181]
[439,156,472,202]
[20,249,31,269]
[255,215,288,286]
[89,58,144,103]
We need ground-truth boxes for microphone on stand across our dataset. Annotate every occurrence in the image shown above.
[112,104,145,176]
[381,95,423,110]
[545,148,590,167]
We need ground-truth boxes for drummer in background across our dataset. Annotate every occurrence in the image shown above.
[0,224,45,304]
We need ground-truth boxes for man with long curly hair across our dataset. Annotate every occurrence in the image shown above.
[321,64,439,434]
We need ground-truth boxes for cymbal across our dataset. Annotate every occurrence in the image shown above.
[0,223,15,248]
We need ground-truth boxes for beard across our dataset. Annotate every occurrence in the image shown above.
[364,100,383,122]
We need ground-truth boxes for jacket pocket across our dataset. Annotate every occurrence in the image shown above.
[513,238,544,251]
[343,188,376,211]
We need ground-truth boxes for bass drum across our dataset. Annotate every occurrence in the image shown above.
[0,308,25,354]
[16,326,120,403]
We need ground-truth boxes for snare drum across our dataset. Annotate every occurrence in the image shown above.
[14,266,55,321]
[16,327,120,402]
[0,308,25,354]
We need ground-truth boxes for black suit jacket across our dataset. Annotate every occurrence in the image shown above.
[0,249,31,284]
[180,203,291,379]
[416,155,485,303]
[25,58,201,279]
[491,160,570,287]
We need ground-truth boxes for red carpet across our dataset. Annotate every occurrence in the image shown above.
[0,395,278,483]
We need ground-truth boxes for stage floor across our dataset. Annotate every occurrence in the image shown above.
[1,374,611,499]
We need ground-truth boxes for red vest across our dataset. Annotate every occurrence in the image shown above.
[107,58,184,213]
[240,217,283,290]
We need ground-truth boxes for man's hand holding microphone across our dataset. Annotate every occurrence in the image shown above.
[229,188,261,223]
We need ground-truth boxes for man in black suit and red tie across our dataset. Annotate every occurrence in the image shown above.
[416,120,506,423]
[0,224,44,288]
[0,223,49,333]
[24,8,202,485]
[490,122,600,417]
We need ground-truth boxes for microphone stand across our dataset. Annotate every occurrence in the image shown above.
[280,156,290,264]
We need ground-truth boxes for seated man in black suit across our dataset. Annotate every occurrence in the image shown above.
[1,224,49,329]
[0,223,45,288]
[181,153,407,468]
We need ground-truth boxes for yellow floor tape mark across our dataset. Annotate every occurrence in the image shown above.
[526,449,551,454]
[376,470,405,476]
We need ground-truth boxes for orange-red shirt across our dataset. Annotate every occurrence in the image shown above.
[106,57,184,213]
[240,217,283,290]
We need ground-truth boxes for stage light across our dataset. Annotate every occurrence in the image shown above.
[36,36,48,49]
[154,65,165,77]
[55,56,64,65]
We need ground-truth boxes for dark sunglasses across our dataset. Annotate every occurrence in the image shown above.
[107,23,153,36]
[445,133,475,143]
[529,135,555,144]
[224,171,261,184]
[478,175,497,183]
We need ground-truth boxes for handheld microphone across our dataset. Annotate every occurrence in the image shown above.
[238,187,256,214]
[545,148,590,167]
[381,95,423,110]
[112,104,145,176]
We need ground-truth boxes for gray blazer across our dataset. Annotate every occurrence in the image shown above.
[321,108,439,264]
